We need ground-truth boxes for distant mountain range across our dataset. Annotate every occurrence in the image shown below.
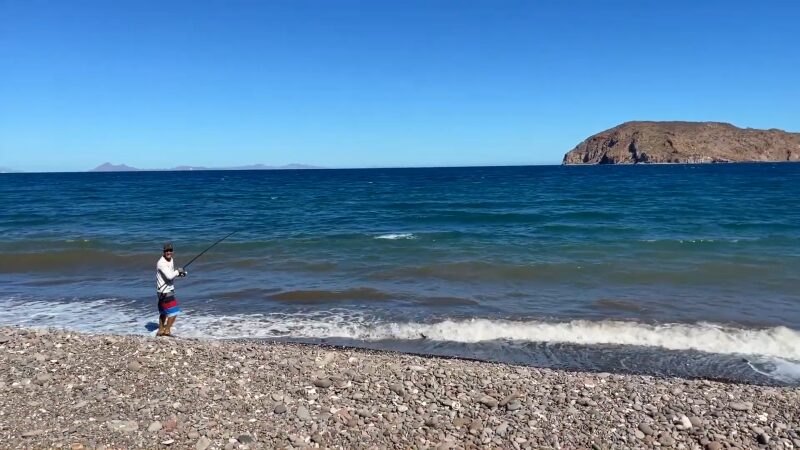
[89,162,324,172]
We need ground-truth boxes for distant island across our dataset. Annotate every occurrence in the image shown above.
[563,121,800,164]
[89,163,324,172]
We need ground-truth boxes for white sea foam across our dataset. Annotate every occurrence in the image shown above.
[374,233,416,240]
[747,356,800,384]
[1,298,798,381]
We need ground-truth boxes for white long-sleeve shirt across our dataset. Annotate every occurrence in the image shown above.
[156,256,180,294]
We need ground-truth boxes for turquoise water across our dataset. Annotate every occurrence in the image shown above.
[1,164,799,384]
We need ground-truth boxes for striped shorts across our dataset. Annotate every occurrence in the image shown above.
[157,292,181,317]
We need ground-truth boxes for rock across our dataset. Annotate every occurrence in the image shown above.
[679,415,692,429]
[757,433,770,445]
[689,416,703,428]
[127,361,141,371]
[634,430,645,439]
[164,418,178,432]
[147,421,162,432]
[161,439,175,446]
[271,392,284,402]
[563,121,800,165]
[478,395,498,408]
[107,420,138,433]
[389,383,405,395]
[638,423,655,436]
[659,434,675,446]
[187,431,200,439]
[313,378,332,388]
[296,405,311,421]
[452,417,469,428]
[21,429,45,437]
[238,434,254,444]
[195,436,211,450]
[34,373,52,384]
[506,400,522,411]
[729,401,753,411]
[496,422,509,437]
[499,392,519,406]
[316,352,335,367]
[468,419,483,434]
[706,442,723,450]
[273,403,286,414]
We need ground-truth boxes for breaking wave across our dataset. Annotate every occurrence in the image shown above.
[1,297,798,383]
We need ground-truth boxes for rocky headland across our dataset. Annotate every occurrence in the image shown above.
[1,327,799,449]
[563,122,800,165]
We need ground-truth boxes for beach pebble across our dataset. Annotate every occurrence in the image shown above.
[34,373,52,384]
[478,395,498,408]
[658,434,675,446]
[273,403,286,414]
[296,405,311,421]
[638,423,655,436]
[21,429,45,437]
[506,400,522,411]
[147,421,162,432]
[316,352,335,367]
[195,436,211,450]
[107,420,138,433]
[729,401,753,411]
[313,378,332,388]
[496,422,509,437]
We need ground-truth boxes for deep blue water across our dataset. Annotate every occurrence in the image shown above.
[1,164,799,384]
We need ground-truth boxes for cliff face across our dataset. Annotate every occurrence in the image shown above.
[563,121,800,164]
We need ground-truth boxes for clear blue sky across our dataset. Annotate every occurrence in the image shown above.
[1,0,798,172]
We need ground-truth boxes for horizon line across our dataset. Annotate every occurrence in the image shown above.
[0,162,563,174]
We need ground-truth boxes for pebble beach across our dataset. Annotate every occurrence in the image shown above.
[1,327,798,449]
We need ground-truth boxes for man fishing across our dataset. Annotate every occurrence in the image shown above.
[156,242,186,337]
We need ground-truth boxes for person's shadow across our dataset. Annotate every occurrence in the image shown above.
[144,322,159,332]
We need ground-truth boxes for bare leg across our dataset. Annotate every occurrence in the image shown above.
[164,316,177,336]
[157,314,167,336]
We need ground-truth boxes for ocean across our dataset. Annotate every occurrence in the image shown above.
[1,164,799,385]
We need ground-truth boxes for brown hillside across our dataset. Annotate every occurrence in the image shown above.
[563,121,800,164]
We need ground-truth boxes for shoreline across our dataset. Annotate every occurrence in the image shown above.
[1,327,798,449]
